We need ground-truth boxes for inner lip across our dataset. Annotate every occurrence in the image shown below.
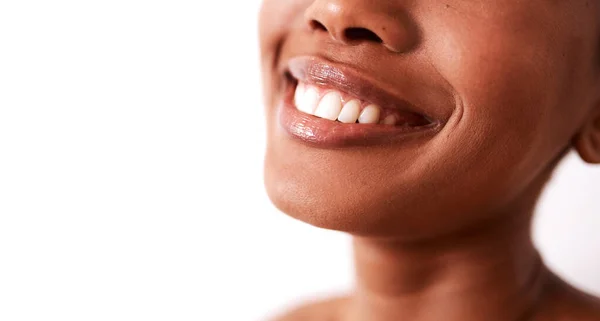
[283,56,437,128]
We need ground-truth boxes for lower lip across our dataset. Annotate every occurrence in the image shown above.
[277,89,440,149]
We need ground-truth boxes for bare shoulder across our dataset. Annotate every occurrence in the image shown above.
[535,275,600,321]
[265,277,600,321]
[269,296,350,321]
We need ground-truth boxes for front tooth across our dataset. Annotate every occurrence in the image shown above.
[297,86,320,115]
[358,104,381,124]
[314,92,343,121]
[337,100,361,124]
[294,82,306,108]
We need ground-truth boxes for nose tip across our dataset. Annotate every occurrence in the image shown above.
[304,0,417,53]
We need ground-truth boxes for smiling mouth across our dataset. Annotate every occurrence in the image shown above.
[291,80,431,127]
[277,56,443,148]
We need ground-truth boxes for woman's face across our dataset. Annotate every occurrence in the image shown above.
[259,0,600,237]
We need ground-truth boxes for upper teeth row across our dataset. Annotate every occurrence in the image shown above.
[294,82,397,125]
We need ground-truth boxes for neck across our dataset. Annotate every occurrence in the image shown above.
[346,209,547,321]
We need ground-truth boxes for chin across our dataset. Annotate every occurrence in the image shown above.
[263,136,541,240]
[264,142,455,238]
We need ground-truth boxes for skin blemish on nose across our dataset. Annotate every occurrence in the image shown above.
[326,3,341,14]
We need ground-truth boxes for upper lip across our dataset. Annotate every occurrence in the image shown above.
[283,55,448,124]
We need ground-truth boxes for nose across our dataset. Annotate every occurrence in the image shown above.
[304,0,417,53]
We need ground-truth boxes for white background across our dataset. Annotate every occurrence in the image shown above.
[0,1,598,320]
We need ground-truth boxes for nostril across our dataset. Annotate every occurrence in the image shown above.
[309,20,328,32]
[343,28,382,43]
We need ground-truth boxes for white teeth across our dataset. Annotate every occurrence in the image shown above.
[296,85,320,115]
[294,83,388,125]
[294,82,305,109]
[358,104,381,124]
[337,100,361,124]
[314,92,343,121]
[381,115,397,125]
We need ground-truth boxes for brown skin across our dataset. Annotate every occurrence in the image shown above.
[259,0,600,320]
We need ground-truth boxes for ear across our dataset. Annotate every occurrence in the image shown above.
[574,109,600,164]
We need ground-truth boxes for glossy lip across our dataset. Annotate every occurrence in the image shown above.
[277,56,443,148]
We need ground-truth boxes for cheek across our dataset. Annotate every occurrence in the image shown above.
[259,0,310,109]
[427,17,573,179]
[259,0,310,54]
[407,14,588,218]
